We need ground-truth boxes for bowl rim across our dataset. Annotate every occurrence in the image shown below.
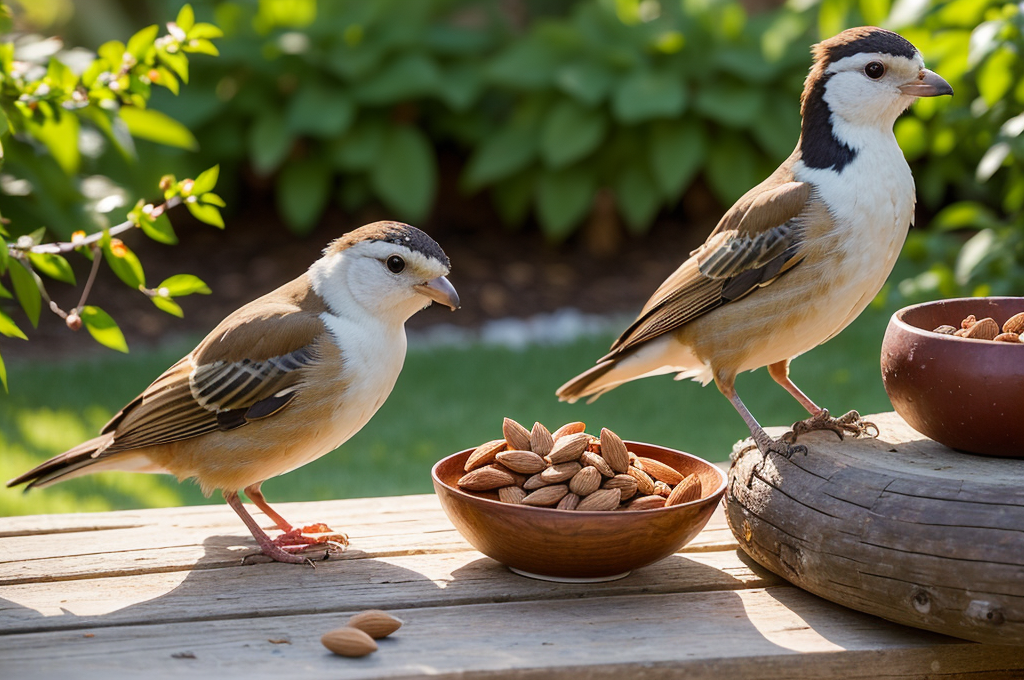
[890,296,1024,344]
[431,439,728,515]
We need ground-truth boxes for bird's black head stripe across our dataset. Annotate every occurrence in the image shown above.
[329,221,450,269]
[820,28,918,66]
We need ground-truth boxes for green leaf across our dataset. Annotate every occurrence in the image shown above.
[930,201,1001,231]
[186,201,225,228]
[139,213,178,244]
[119,107,199,150]
[615,162,661,234]
[98,40,126,67]
[192,165,220,195]
[331,119,385,171]
[648,121,706,199]
[555,61,614,106]
[80,305,128,353]
[158,274,211,296]
[370,126,437,221]
[176,4,195,32]
[27,252,75,285]
[978,46,1015,107]
[694,81,764,128]
[157,47,189,84]
[612,70,687,124]
[487,39,559,90]
[0,351,6,392]
[249,110,292,175]
[353,53,440,106]
[0,308,27,340]
[895,117,928,162]
[25,112,80,174]
[188,23,224,41]
[463,124,538,190]
[127,25,159,60]
[954,228,997,285]
[276,159,332,234]
[152,295,184,317]
[286,83,355,137]
[491,172,535,226]
[8,261,41,328]
[536,166,596,240]
[202,193,226,208]
[437,63,482,111]
[541,100,607,168]
[705,132,760,206]
[103,241,146,289]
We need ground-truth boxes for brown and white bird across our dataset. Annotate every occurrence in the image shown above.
[557,27,952,456]
[8,221,459,563]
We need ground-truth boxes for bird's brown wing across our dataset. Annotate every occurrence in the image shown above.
[99,281,329,455]
[606,178,813,358]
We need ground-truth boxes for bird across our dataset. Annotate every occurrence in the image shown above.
[557,27,952,457]
[8,221,459,564]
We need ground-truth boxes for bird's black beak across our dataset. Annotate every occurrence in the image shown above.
[899,69,953,97]
[414,276,460,311]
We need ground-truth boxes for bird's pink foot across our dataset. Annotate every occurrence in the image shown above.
[783,409,879,444]
[749,425,807,459]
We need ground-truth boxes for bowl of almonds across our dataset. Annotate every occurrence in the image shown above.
[881,296,1024,457]
[431,418,726,581]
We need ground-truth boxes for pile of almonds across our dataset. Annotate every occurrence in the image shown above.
[321,610,403,658]
[933,312,1024,343]
[457,418,702,511]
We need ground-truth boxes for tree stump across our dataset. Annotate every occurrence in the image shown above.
[727,411,1024,645]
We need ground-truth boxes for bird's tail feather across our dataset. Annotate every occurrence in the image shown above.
[7,434,119,490]
[556,360,619,404]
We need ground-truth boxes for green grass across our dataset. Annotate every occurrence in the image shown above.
[0,301,900,517]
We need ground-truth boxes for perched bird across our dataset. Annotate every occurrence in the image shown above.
[8,221,459,564]
[557,27,952,457]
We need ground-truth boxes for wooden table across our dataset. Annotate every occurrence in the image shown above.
[3,487,1024,678]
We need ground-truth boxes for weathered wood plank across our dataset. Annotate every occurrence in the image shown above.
[3,587,1022,680]
[0,545,775,634]
[0,500,734,585]
[727,411,1024,646]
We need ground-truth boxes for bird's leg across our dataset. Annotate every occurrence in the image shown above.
[766,360,878,443]
[716,374,806,459]
[242,483,349,551]
[223,490,317,565]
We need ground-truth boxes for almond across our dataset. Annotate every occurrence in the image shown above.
[464,439,507,471]
[961,314,977,329]
[522,484,569,507]
[964,317,999,340]
[576,488,622,511]
[523,473,550,490]
[530,422,554,456]
[458,466,514,491]
[581,451,614,477]
[599,428,630,473]
[995,332,1022,343]
[347,610,403,639]
[552,421,586,439]
[540,461,582,484]
[932,325,957,335]
[626,465,656,495]
[321,627,377,657]
[569,466,602,496]
[495,450,547,474]
[654,481,672,497]
[1004,312,1024,335]
[625,495,666,511]
[499,486,527,504]
[602,474,638,501]
[666,473,702,506]
[954,328,970,337]
[636,457,683,485]
[488,463,526,486]
[556,492,580,511]
[547,432,589,464]
[502,417,533,451]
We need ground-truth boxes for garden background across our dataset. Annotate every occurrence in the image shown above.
[0,0,1020,515]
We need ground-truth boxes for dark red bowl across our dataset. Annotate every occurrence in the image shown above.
[881,297,1024,457]
[432,441,726,581]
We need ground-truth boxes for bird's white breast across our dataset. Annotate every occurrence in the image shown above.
[794,129,915,341]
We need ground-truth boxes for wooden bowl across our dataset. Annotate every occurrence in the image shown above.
[431,441,726,581]
[881,297,1024,457]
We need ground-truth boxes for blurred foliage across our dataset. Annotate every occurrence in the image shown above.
[0,3,224,385]
[7,0,1024,296]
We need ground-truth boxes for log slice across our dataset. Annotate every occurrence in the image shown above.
[726,411,1024,645]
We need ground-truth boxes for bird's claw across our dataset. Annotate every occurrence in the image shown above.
[272,524,350,549]
[784,409,878,444]
[752,431,807,459]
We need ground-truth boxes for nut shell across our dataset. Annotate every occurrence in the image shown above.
[529,422,554,456]
[666,474,702,506]
[321,627,378,657]
[551,421,586,440]
[599,428,630,473]
[522,484,569,507]
[556,492,580,511]
[458,466,514,491]
[569,466,602,496]
[994,332,1022,343]
[963,317,999,340]
[626,465,656,495]
[495,450,547,474]
[464,439,506,472]
[547,433,590,464]
[576,488,622,511]
[602,474,638,501]
[636,457,684,485]
[347,610,403,639]
[1004,312,1024,335]
[625,495,667,511]
[499,486,527,504]
[581,451,614,477]
[502,417,533,451]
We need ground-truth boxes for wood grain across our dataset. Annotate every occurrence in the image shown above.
[727,411,1024,646]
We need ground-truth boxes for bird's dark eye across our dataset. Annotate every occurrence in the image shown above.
[865,61,885,79]
[386,255,405,274]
